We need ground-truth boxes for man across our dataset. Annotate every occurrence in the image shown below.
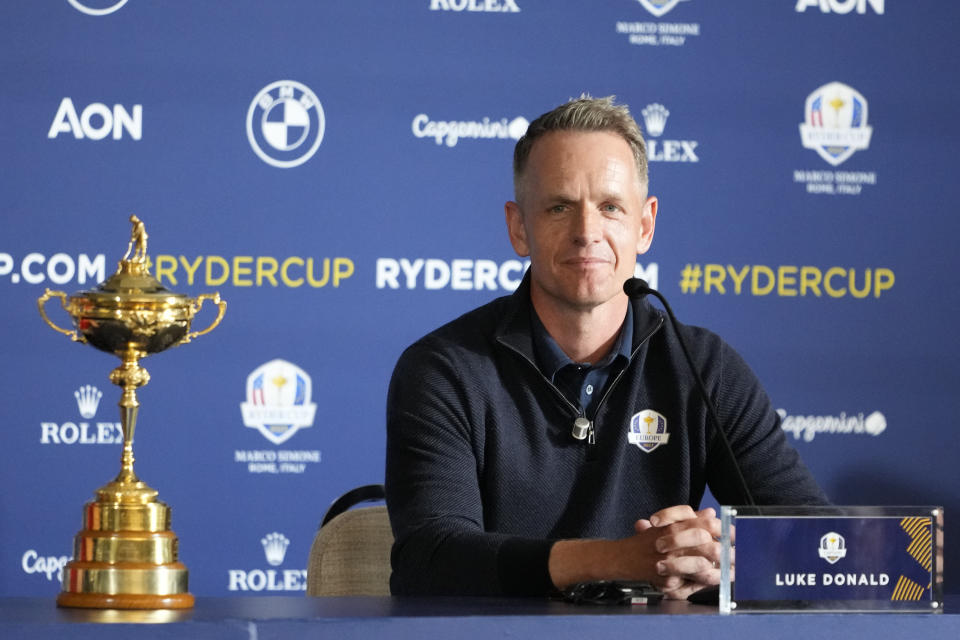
[386,96,826,599]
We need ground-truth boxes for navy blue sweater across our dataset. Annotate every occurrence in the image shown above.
[386,276,827,596]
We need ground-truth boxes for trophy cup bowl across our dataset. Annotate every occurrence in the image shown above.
[38,216,225,609]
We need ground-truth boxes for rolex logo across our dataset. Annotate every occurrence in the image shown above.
[261,532,290,566]
[74,385,103,419]
[641,103,670,138]
[227,532,305,591]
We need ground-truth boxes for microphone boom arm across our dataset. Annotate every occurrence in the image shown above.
[624,279,757,507]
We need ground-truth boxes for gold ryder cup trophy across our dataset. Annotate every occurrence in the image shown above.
[38,216,226,609]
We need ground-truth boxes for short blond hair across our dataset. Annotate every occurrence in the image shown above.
[513,95,648,200]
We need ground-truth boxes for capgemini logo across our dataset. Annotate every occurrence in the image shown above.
[74,385,103,419]
[261,532,290,566]
[411,114,529,148]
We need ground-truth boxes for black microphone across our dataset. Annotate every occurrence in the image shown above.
[623,278,756,507]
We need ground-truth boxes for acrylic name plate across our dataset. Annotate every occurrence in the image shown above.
[719,506,943,614]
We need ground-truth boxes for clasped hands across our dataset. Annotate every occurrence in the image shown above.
[630,505,732,599]
[549,505,734,600]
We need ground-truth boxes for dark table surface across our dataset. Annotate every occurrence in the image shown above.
[1,595,957,639]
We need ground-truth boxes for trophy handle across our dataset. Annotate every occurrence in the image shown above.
[184,293,226,342]
[38,289,82,342]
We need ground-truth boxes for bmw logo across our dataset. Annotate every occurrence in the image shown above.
[246,80,326,168]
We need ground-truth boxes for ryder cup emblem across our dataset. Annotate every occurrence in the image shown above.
[246,80,325,168]
[818,532,847,564]
[240,359,317,445]
[636,0,690,18]
[799,82,873,166]
[628,409,670,453]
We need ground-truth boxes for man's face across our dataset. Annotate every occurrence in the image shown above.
[505,130,657,314]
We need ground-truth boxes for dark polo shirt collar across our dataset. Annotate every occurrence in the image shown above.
[530,303,633,419]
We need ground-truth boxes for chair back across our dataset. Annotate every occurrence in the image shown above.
[306,487,393,596]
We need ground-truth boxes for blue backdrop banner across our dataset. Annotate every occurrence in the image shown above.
[2,0,958,597]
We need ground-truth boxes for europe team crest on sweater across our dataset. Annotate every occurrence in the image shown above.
[628,409,670,453]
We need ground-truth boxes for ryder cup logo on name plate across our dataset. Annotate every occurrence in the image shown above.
[628,409,669,453]
[240,359,317,445]
[799,82,873,166]
[246,81,325,168]
[818,532,847,564]
[637,0,690,17]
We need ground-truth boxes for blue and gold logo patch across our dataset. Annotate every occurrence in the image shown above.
[628,409,670,453]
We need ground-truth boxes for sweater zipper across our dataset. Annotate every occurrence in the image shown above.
[499,313,664,447]
[503,347,584,423]
[591,313,665,431]
[580,314,663,457]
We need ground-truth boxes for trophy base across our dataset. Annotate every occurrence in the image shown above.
[57,591,195,610]
[57,488,194,610]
